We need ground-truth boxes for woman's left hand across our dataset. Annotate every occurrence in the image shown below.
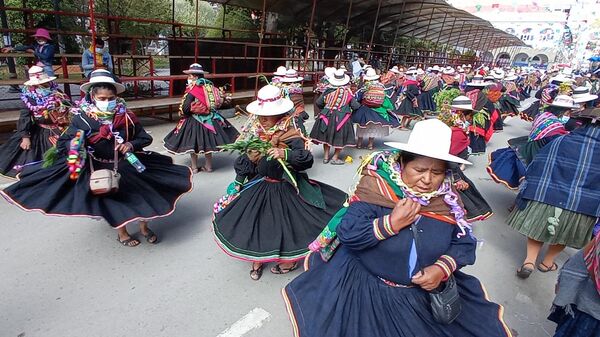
[267,148,286,160]
[411,265,445,291]
[454,179,469,191]
[115,142,133,154]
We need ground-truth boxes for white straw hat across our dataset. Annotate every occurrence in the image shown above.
[80,69,125,94]
[363,68,380,81]
[24,66,56,86]
[281,69,304,83]
[246,84,294,116]
[442,66,455,75]
[572,86,598,103]
[450,95,474,111]
[550,74,575,84]
[416,68,424,75]
[550,95,580,109]
[183,63,209,74]
[504,72,518,81]
[328,68,350,86]
[389,66,401,74]
[385,119,471,165]
[324,67,336,79]
[431,65,441,72]
[492,68,505,80]
[273,66,287,76]
[467,75,487,87]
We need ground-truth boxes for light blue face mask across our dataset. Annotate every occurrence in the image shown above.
[95,99,117,112]
[559,115,570,124]
[35,87,52,96]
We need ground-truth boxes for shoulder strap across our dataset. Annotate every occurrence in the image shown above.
[410,218,425,275]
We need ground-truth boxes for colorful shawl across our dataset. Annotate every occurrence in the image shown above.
[21,83,71,120]
[75,98,137,144]
[309,151,472,260]
[518,124,600,217]
[584,233,600,295]
[421,74,440,92]
[529,112,568,141]
[318,87,354,132]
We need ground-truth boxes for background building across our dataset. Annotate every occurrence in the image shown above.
[449,0,600,70]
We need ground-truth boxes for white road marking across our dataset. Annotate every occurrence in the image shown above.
[216,307,271,337]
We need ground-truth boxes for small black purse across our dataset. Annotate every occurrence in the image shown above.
[411,222,462,325]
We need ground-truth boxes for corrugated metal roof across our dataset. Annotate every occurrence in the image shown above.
[212,0,526,49]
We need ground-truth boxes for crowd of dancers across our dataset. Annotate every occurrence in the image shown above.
[0,61,599,337]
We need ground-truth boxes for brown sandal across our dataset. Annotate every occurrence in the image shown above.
[537,262,558,272]
[270,262,299,275]
[516,262,535,279]
[117,236,140,247]
[250,264,264,280]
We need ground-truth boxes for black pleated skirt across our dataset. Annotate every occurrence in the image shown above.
[1,152,193,228]
[213,178,347,262]
[163,115,239,154]
[0,125,60,179]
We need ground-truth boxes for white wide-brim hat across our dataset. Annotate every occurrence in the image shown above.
[183,63,209,74]
[416,68,425,75]
[550,95,580,109]
[385,119,471,165]
[80,69,125,94]
[450,96,475,111]
[572,86,599,103]
[504,74,518,81]
[329,68,350,86]
[324,67,336,79]
[431,65,441,72]
[281,69,304,83]
[273,66,287,76]
[442,66,455,75]
[492,69,505,80]
[389,66,401,74]
[246,84,294,116]
[550,74,575,84]
[363,68,380,81]
[24,65,56,86]
[467,76,487,87]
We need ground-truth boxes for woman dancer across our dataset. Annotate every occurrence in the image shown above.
[164,63,239,172]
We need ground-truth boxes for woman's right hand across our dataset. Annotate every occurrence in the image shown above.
[390,198,421,233]
[20,137,31,150]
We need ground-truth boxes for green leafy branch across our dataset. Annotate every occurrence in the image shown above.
[219,136,297,187]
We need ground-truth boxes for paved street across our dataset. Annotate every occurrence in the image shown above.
[0,101,566,337]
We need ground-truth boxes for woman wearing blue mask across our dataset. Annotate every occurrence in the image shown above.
[81,38,114,78]
[163,63,239,173]
[0,66,71,178]
[1,70,193,247]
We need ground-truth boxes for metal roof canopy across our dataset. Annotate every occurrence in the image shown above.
[212,0,526,50]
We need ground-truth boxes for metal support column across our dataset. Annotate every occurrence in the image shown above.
[302,0,318,77]
[434,12,448,65]
[338,0,353,66]
[444,17,457,66]
[366,0,383,62]
[0,0,17,85]
[194,0,199,62]
[254,0,268,94]
[89,0,97,68]
[386,0,406,69]
[406,0,425,66]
